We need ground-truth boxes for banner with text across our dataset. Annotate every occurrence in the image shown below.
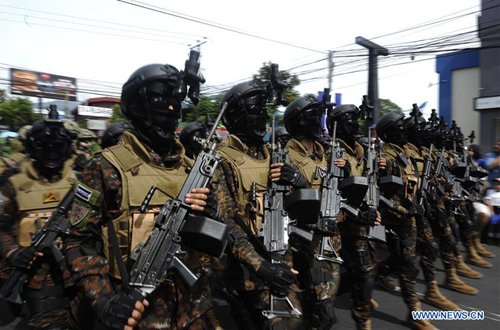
[10,68,77,101]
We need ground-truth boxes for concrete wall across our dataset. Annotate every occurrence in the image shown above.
[452,67,480,141]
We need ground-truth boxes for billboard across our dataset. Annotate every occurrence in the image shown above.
[10,68,77,101]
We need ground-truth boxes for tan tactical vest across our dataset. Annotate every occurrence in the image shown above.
[286,139,327,188]
[10,159,76,246]
[381,143,419,202]
[217,135,270,235]
[338,139,365,176]
[100,132,192,277]
[0,153,26,174]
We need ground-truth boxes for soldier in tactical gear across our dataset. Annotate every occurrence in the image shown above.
[214,81,304,329]
[0,117,76,329]
[326,104,383,330]
[100,121,133,149]
[179,121,208,159]
[375,112,438,330]
[404,108,462,310]
[444,122,493,269]
[64,62,221,330]
[276,94,346,329]
[427,120,485,286]
[274,126,290,149]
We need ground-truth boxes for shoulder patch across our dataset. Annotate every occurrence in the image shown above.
[75,184,93,202]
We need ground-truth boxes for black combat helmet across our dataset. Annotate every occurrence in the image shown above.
[121,63,185,151]
[404,104,427,146]
[375,111,407,144]
[100,121,134,149]
[179,121,206,158]
[274,126,290,148]
[327,104,361,139]
[26,119,73,173]
[283,95,323,140]
[221,81,269,146]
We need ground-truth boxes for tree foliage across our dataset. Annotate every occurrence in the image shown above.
[0,98,42,131]
[182,96,222,126]
[110,103,126,123]
[358,98,403,135]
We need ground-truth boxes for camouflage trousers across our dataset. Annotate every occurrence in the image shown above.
[446,200,476,248]
[428,205,458,271]
[25,259,69,329]
[382,215,420,308]
[291,231,341,329]
[339,223,376,324]
[416,215,439,283]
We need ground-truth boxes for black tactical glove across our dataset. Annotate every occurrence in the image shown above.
[7,247,37,270]
[357,206,377,225]
[277,163,308,188]
[202,189,220,220]
[405,202,424,218]
[256,260,296,297]
[94,292,138,329]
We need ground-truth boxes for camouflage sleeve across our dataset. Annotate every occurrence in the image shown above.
[0,181,19,258]
[214,161,265,272]
[379,151,398,177]
[66,154,122,306]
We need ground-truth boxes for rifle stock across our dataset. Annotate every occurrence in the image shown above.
[0,189,74,304]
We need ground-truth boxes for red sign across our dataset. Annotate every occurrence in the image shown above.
[10,68,77,101]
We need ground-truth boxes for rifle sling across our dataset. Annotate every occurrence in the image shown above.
[102,199,130,290]
[233,216,274,262]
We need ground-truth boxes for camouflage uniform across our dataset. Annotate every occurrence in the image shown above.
[0,158,76,329]
[64,132,217,330]
[215,134,304,330]
[285,138,342,329]
[335,139,377,325]
[445,151,476,248]
[378,142,421,310]
[425,147,458,273]
[405,143,441,284]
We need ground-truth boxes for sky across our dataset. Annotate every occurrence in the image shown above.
[0,0,483,118]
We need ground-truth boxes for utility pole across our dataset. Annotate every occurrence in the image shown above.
[327,51,334,92]
[355,36,388,125]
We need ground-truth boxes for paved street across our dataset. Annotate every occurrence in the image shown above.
[2,244,499,329]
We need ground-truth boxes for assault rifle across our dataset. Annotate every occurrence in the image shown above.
[416,144,434,208]
[363,131,402,242]
[0,189,74,304]
[316,121,358,263]
[129,104,229,297]
[259,115,302,319]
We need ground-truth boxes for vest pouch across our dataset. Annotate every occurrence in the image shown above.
[284,189,320,224]
[131,211,156,255]
[450,161,467,178]
[180,214,228,258]
[462,176,479,190]
[17,213,51,247]
[339,176,368,207]
[379,175,404,198]
[469,165,488,179]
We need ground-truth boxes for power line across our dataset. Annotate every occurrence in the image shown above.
[116,0,329,54]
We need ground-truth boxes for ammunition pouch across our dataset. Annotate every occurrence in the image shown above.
[284,189,320,224]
